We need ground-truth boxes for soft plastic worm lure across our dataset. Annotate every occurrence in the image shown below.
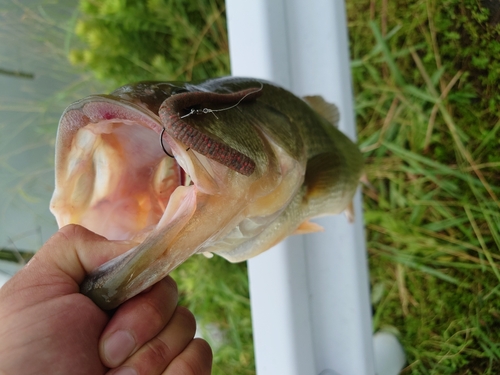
[158,85,263,176]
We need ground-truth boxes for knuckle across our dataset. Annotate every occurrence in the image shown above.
[145,336,174,365]
[169,356,198,374]
[140,298,166,329]
[167,340,213,375]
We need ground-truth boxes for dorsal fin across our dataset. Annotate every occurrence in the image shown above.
[303,95,340,127]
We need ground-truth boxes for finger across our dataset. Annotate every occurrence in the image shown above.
[100,277,179,368]
[163,338,213,375]
[1,225,135,301]
[40,224,137,285]
[107,306,197,375]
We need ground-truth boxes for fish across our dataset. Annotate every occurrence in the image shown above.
[49,77,364,310]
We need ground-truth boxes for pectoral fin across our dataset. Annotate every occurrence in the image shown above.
[293,220,324,235]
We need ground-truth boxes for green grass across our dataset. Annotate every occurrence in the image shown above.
[350,1,500,373]
[1,0,499,374]
[171,256,254,374]
[69,0,229,86]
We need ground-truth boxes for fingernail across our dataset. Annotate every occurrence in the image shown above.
[103,330,136,367]
[113,367,138,375]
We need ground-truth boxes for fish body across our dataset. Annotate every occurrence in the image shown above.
[50,77,363,309]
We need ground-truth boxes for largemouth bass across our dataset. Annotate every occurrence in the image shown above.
[50,77,363,310]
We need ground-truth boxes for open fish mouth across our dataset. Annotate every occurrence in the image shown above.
[50,77,363,310]
[51,96,180,242]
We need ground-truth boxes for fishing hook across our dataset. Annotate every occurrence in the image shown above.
[158,84,263,176]
[160,127,174,158]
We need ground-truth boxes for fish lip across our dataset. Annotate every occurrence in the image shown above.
[60,94,165,136]
[56,95,168,167]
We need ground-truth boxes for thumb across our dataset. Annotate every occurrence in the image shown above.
[30,224,136,286]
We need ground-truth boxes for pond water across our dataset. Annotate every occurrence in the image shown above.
[0,0,102,251]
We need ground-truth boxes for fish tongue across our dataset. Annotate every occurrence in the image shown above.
[80,185,197,310]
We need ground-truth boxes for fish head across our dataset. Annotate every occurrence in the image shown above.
[50,77,308,309]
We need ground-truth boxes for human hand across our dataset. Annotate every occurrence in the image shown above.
[0,224,212,375]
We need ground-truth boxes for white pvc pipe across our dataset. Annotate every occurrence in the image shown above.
[226,1,375,374]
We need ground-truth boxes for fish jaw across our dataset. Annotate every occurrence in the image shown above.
[81,184,198,309]
[50,90,305,309]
